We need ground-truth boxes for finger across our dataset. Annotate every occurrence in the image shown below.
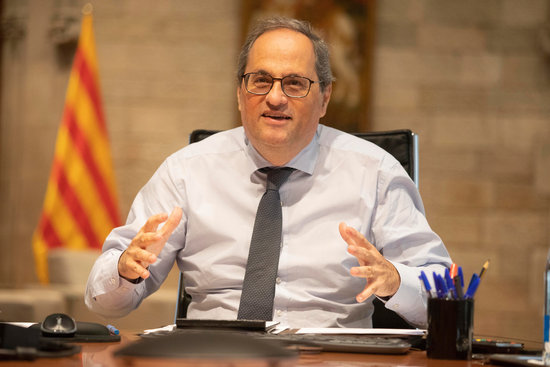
[356,285,375,303]
[158,207,183,240]
[141,213,169,233]
[347,245,376,267]
[132,232,164,250]
[350,265,372,278]
[339,222,360,248]
[128,245,158,265]
[119,252,151,280]
[126,260,150,280]
[344,225,376,251]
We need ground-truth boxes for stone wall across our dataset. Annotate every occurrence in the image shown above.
[1,0,549,340]
[374,0,550,342]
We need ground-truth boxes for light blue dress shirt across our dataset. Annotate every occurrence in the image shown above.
[85,124,451,328]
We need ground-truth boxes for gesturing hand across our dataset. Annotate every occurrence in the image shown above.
[118,207,183,281]
[338,222,401,302]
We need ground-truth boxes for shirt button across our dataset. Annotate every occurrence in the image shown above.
[276,277,282,284]
[276,310,283,317]
[110,278,116,285]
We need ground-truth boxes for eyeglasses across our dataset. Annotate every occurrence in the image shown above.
[242,72,320,98]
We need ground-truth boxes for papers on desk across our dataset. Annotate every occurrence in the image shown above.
[142,322,425,338]
[271,326,425,336]
[143,324,176,334]
[143,321,280,335]
[1,322,36,328]
[294,328,425,336]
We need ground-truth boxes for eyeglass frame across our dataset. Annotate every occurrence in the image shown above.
[241,72,322,98]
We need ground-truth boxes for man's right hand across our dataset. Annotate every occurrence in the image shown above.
[118,207,183,281]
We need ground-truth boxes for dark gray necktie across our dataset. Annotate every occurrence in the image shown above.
[238,167,294,321]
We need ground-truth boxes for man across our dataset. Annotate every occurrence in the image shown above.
[86,16,451,328]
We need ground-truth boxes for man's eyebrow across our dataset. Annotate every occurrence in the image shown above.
[248,70,307,78]
[250,69,270,75]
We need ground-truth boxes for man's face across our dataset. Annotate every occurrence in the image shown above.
[237,28,332,165]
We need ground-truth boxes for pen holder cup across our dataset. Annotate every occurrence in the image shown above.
[426,298,474,360]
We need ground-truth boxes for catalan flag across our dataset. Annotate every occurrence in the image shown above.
[32,7,121,284]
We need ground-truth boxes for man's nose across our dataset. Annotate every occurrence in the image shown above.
[265,80,288,106]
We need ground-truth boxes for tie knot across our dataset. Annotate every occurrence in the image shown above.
[264,167,294,191]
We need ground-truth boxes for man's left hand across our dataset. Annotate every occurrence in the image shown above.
[338,222,401,302]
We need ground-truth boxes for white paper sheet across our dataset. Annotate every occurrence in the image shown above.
[293,327,425,335]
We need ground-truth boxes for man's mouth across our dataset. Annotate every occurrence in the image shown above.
[262,113,291,121]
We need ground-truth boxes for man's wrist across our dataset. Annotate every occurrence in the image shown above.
[120,274,144,284]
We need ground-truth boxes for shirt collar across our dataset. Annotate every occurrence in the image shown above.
[244,126,320,176]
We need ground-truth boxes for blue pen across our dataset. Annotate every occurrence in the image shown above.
[419,270,433,298]
[465,273,480,299]
[106,324,119,335]
[438,274,450,299]
[444,268,457,299]
[432,272,443,298]
[458,266,464,288]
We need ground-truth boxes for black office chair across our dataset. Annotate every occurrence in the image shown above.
[175,128,419,329]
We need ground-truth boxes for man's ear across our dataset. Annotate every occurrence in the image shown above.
[320,83,332,118]
[237,87,242,112]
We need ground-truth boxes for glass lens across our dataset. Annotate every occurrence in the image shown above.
[246,74,273,94]
[282,76,310,97]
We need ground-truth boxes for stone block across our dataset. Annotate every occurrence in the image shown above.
[423,0,500,27]
[419,87,489,114]
[493,182,550,211]
[372,85,419,109]
[376,0,424,23]
[420,146,478,175]
[417,24,487,52]
[528,246,547,308]
[48,249,100,285]
[376,23,418,48]
[535,141,550,196]
[428,111,495,149]
[420,176,494,209]
[66,287,177,331]
[459,54,502,86]
[483,211,548,248]
[0,288,66,322]
[488,112,550,150]
[373,48,421,84]
[487,27,540,54]
[427,213,483,246]
[418,52,462,85]
[500,0,548,27]
[478,149,533,182]
[500,56,550,87]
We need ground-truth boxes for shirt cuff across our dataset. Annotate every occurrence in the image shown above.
[120,275,144,284]
[382,261,428,327]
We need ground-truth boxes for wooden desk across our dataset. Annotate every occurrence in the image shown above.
[11,332,497,366]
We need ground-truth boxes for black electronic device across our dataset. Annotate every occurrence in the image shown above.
[489,354,543,366]
[0,323,80,360]
[29,313,121,342]
[115,329,297,361]
[254,333,412,354]
[472,338,525,354]
[40,313,77,337]
[176,318,270,331]
[141,320,412,354]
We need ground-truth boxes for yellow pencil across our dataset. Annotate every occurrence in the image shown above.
[479,260,490,279]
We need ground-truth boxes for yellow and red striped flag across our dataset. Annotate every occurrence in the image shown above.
[33,7,121,284]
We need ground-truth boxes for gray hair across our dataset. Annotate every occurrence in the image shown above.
[237,16,333,92]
